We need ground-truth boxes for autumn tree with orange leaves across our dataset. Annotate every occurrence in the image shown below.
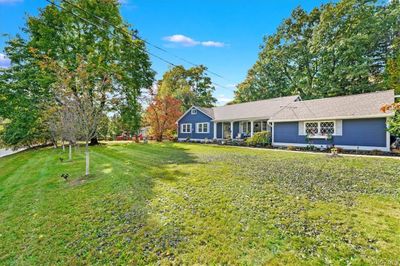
[145,96,182,142]
[381,102,400,138]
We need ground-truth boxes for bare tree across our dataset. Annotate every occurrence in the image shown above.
[49,58,110,176]
[60,104,79,161]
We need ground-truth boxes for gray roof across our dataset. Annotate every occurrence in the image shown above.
[207,95,300,121]
[196,107,214,118]
[269,90,395,122]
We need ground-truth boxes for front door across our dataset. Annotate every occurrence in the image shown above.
[223,123,231,139]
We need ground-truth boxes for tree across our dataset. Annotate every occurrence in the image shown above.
[144,96,182,142]
[235,0,400,102]
[0,0,154,148]
[0,37,53,148]
[48,57,110,176]
[158,65,217,110]
[382,102,400,138]
[386,37,400,95]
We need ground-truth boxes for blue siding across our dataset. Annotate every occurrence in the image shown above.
[217,122,223,139]
[233,122,240,138]
[178,108,214,140]
[274,118,387,147]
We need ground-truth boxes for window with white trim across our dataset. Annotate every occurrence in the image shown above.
[241,122,251,133]
[181,123,192,133]
[191,109,197,115]
[261,121,268,131]
[305,121,335,137]
[196,122,209,133]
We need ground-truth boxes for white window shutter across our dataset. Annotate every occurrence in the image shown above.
[336,120,342,136]
[298,121,305,135]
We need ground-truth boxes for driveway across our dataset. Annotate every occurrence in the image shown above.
[0,148,25,158]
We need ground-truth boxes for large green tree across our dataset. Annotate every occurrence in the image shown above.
[157,65,217,110]
[0,0,154,147]
[386,37,400,95]
[235,0,400,102]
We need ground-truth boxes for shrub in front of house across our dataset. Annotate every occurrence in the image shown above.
[370,149,384,156]
[287,145,296,151]
[245,131,271,147]
[305,144,317,151]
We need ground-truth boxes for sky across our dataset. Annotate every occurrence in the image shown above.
[0,0,332,105]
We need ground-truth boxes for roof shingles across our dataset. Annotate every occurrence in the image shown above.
[269,90,394,122]
[209,95,300,121]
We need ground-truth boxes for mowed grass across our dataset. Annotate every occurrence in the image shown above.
[0,143,399,265]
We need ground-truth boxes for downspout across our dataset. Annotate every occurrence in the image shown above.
[268,121,274,146]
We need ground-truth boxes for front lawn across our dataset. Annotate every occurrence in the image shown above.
[0,143,399,264]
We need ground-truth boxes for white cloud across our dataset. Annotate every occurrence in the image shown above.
[216,94,233,106]
[201,41,225,47]
[0,53,11,68]
[0,0,23,3]
[163,34,225,48]
[163,34,199,47]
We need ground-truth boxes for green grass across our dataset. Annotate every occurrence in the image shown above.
[0,143,399,265]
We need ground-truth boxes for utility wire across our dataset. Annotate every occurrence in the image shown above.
[43,0,233,91]
[58,0,233,84]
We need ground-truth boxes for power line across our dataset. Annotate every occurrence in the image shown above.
[59,0,232,83]
[43,0,234,91]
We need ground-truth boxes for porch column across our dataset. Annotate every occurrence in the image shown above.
[213,122,217,139]
[250,121,254,137]
[230,121,234,139]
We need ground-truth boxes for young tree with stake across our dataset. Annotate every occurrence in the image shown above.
[48,57,111,176]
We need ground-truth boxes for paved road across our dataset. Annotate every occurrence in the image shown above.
[0,148,25,158]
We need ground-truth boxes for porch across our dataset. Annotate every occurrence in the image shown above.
[213,120,271,140]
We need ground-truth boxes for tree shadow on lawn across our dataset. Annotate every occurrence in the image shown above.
[58,143,199,264]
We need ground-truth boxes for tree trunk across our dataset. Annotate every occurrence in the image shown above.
[69,142,72,161]
[52,138,58,148]
[90,136,99,146]
[62,141,65,151]
[156,132,163,142]
[85,142,90,176]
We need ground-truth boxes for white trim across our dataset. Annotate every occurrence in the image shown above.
[336,120,343,136]
[230,121,234,139]
[250,121,254,137]
[298,121,305,135]
[271,122,275,144]
[180,123,192,133]
[386,117,391,151]
[195,122,210,134]
[298,120,343,137]
[176,106,214,123]
[272,142,390,152]
[213,122,217,139]
[269,113,394,123]
[191,109,197,115]
[300,120,340,138]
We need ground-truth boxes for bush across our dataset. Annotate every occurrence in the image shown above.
[287,145,296,151]
[370,149,384,156]
[305,144,317,151]
[246,131,271,147]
